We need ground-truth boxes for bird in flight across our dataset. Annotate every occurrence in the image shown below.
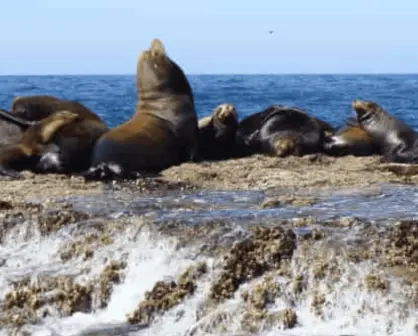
[268,30,274,35]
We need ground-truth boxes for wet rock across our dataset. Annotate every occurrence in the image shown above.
[0,276,93,328]
[60,233,113,262]
[97,260,127,309]
[38,205,91,235]
[210,226,296,301]
[261,195,318,209]
[127,262,207,325]
[364,274,389,292]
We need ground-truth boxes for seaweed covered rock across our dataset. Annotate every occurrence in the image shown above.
[210,226,297,301]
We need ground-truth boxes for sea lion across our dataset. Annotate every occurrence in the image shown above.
[235,105,325,158]
[10,95,109,173]
[83,38,198,180]
[197,103,239,161]
[0,111,80,178]
[0,108,35,147]
[323,117,378,157]
[352,99,418,163]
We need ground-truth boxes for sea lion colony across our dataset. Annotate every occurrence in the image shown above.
[0,38,417,180]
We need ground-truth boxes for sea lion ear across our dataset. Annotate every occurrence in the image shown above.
[150,38,166,55]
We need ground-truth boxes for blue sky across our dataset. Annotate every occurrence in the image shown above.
[1,0,418,75]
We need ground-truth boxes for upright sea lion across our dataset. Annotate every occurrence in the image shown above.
[197,103,239,161]
[83,38,198,180]
[0,111,79,178]
[235,105,326,158]
[323,117,379,157]
[352,99,418,163]
[10,95,109,173]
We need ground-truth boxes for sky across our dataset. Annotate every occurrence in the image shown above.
[1,0,418,75]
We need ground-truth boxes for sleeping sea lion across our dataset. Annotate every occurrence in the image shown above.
[10,95,109,173]
[0,111,79,178]
[323,117,379,157]
[197,103,239,161]
[83,38,198,180]
[235,105,325,158]
[352,99,418,163]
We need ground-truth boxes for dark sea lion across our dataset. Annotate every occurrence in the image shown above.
[0,111,80,178]
[352,99,418,163]
[313,117,335,136]
[197,103,239,161]
[235,105,325,158]
[11,95,109,173]
[0,108,35,147]
[83,38,198,180]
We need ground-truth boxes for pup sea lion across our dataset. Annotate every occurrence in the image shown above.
[0,111,79,178]
[83,38,198,180]
[235,105,325,158]
[197,103,239,161]
[11,95,109,173]
[323,117,378,157]
[352,99,418,163]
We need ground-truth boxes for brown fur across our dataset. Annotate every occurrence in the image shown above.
[272,136,298,157]
[11,95,109,173]
[324,122,379,157]
[0,111,79,178]
[87,38,198,178]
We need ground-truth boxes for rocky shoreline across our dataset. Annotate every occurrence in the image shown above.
[0,154,417,335]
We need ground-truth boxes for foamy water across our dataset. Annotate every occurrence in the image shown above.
[0,185,417,336]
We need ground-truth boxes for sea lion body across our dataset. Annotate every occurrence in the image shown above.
[235,105,325,157]
[11,95,109,173]
[0,111,79,178]
[324,124,378,157]
[85,38,198,179]
[197,103,239,161]
[352,99,418,163]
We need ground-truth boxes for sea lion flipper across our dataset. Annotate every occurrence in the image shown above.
[80,162,149,182]
[0,108,35,128]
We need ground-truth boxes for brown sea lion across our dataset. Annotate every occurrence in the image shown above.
[0,111,79,178]
[10,95,109,173]
[197,103,239,161]
[352,99,418,163]
[323,117,379,157]
[235,105,326,158]
[83,38,198,180]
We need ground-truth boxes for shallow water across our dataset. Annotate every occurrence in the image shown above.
[59,183,418,223]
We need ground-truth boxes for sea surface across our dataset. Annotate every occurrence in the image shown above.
[0,75,417,336]
[1,74,418,129]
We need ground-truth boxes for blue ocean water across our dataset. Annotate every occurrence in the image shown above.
[1,74,418,129]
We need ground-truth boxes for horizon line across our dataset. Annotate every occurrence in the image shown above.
[1,72,418,77]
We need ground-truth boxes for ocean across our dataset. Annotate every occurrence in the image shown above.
[0,75,417,336]
[1,74,418,129]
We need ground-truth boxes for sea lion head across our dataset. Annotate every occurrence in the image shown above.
[272,136,297,157]
[213,103,238,128]
[352,99,385,125]
[137,38,193,99]
[12,95,62,121]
